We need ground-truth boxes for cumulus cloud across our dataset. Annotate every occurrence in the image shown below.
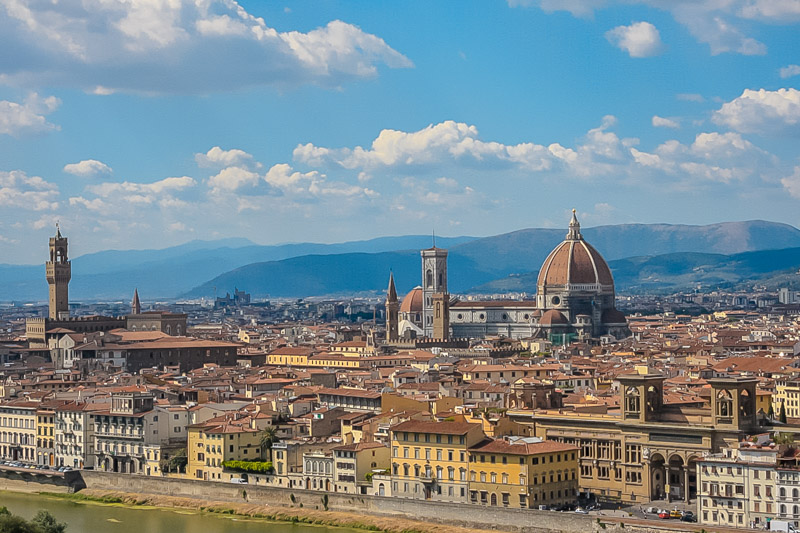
[0,93,60,136]
[195,147,255,168]
[63,159,112,178]
[780,65,800,79]
[781,166,800,198]
[652,115,680,128]
[630,131,777,183]
[712,88,800,135]
[294,120,567,173]
[0,2,412,94]
[0,170,59,210]
[292,117,644,181]
[605,22,663,57]
[509,0,776,55]
[207,166,261,193]
[74,176,197,210]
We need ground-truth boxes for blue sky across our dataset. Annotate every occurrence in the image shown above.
[1,0,799,263]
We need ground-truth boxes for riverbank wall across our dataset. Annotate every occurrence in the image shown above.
[79,470,592,533]
[0,468,81,494]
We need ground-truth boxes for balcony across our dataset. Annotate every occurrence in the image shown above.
[95,429,144,440]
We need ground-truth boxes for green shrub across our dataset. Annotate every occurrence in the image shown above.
[221,460,274,474]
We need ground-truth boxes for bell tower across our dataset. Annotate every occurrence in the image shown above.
[421,246,448,337]
[46,224,71,320]
[385,272,399,342]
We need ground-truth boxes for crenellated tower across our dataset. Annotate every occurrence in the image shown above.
[46,224,71,320]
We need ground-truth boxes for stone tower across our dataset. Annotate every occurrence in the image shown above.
[131,288,141,315]
[421,246,448,337]
[432,291,450,340]
[46,224,71,320]
[385,272,399,342]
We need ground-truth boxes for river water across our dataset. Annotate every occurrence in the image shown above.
[0,491,356,533]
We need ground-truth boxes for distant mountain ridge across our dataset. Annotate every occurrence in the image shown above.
[184,220,800,299]
[4,220,800,301]
[0,235,476,301]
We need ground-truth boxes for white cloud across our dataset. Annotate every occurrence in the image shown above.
[0,2,412,94]
[652,115,679,128]
[739,0,800,21]
[781,166,800,198]
[605,21,663,57]
[292,116,639,180]
[0,93,60,136]
[208,166,261,193]
[677,93,705,102]
[712,88,800,134]
[167,221,187,232]
[509,1,774,55]
[294,120,558,172]
[264,164,320,193]
[630,131,776,183]
[195,147,255,168]
[0,170,59,210]
[82,176,196,208]
[63,159,112,178]
[780,65,800,79]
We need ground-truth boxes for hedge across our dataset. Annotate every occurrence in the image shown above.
[222,460,274,474]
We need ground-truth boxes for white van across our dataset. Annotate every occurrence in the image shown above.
[229,477,247,484]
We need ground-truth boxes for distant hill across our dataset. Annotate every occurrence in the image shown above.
[0,235,476,301]
[185,221,800,299]
[475,247,800,294]
[5,220,800,301]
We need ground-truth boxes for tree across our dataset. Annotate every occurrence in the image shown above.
[768,404,775,420]
[160,448,188,474]
[32,511,66,533]
[0,509,65,533]
[260,425,279,461]
[780,405,788,424]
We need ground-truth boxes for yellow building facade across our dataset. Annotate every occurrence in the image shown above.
[468,437,578,509]
[390,420,484,503]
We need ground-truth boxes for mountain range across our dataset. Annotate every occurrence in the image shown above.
[3,220,800,301]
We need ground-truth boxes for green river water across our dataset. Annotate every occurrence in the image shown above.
[0,491,358,533]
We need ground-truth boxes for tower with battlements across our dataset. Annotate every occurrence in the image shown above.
[46,225,71,320]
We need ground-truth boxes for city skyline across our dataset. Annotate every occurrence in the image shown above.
[2,1,800,263]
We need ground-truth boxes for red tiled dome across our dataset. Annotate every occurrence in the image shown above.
[400,287,423,313]
[539,309,569,326]
[602,308,627,324]
[537,212,613,288]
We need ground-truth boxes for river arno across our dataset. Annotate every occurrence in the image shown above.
[0,492,358,533]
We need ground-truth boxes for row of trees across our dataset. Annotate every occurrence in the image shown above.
[0,508,66,533]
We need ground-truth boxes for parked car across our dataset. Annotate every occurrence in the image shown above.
[574,508,588,514]
[670,510,682,519]
[681,512,696,523]
[658,511,670,519]
[229,477,247,484]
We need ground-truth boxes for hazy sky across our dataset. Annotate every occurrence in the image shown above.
[1,0,799,263]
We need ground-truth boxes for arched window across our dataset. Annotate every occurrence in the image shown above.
[717,390,733,418]
[626,387,641,415]
[426,269,433,288]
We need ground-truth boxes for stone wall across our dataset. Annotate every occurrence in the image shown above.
[80,470,594,533]
[0,469,78,494]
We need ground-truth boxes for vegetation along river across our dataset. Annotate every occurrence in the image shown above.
[1,491,359,533]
